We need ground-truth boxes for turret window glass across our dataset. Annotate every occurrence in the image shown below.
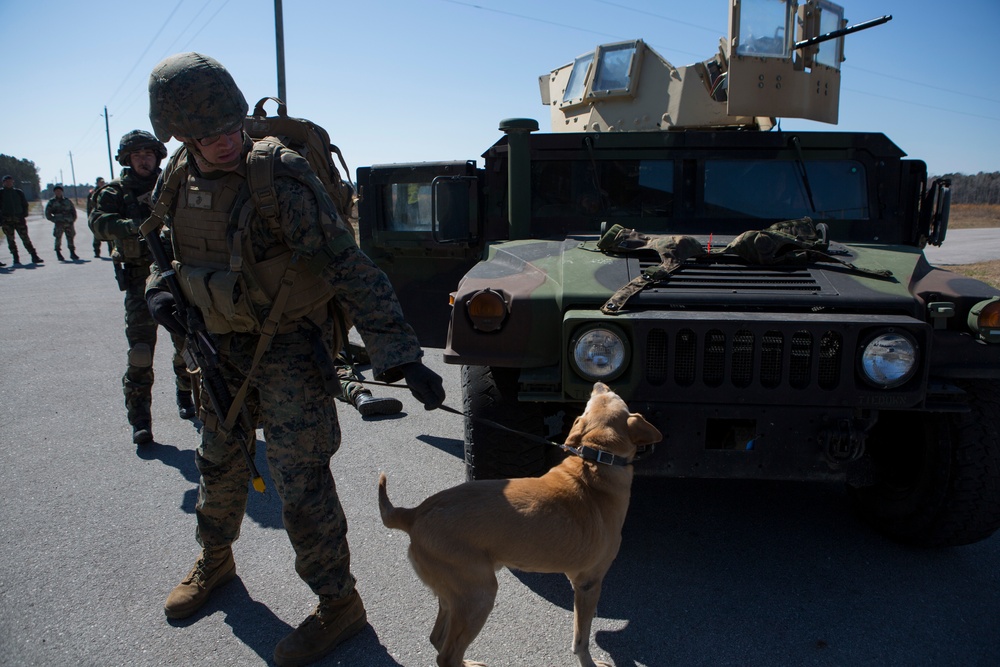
[816,1,845,69]
[593,42,638,93]
[736,0,793,58]
[563,52,594,103]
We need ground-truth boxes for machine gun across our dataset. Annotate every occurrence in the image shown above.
[539,0,892,130]
[140,224,267,494]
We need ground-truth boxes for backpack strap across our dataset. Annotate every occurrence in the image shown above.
[139,152,188,239]
[246,139,282,231]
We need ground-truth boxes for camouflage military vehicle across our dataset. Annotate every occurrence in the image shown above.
[356,0,1000,547]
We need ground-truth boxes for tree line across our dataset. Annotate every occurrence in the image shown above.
[0,154,41,200]
[933,172,1000,205]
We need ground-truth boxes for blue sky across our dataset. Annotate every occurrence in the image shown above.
[1,0,998,191]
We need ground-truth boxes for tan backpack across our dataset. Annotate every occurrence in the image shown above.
[243,96,356,238]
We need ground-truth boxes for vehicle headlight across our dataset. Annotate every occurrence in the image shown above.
[570,326,628,381]
[968,297,1000,343]
[466,289,508,332]
[860,331,918,388]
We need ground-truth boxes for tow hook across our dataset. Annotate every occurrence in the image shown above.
[819,419,866,462]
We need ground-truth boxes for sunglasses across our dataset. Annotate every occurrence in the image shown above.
[196,123,244,147]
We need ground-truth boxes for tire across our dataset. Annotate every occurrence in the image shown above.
[850,380,1000,547]
[462,365,572,481]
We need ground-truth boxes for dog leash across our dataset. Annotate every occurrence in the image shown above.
[360,378,645,467]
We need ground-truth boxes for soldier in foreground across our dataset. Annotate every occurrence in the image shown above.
[45,185,79,261]
[145,52,444,666]
[1,175,43,265]
[89,131,196,445]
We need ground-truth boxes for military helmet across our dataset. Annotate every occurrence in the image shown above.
[148,52,248,142]
[116,130,168,166]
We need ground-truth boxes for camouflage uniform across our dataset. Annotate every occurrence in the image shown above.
[87,181,113,257]
[89,167,192,433]
[1,179,42,264]
[45,192,78,258]
[148,141,425,598]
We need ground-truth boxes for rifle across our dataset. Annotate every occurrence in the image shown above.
[140,224,267,494]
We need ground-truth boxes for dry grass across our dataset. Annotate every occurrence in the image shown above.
[940,261,1000,290]
[936,205,1000,288]
[949,204,1000,229]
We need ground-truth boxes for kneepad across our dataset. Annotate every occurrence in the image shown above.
[128,343,153,368]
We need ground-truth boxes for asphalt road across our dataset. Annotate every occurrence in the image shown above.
[2,214,1000,667]
[923,227,1000,265]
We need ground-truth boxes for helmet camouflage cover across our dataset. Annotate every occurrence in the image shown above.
[148,52,248,142]
[116,130,168,166]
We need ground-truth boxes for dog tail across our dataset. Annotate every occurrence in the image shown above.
[378,473,415,532]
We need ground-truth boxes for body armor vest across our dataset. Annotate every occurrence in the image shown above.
[116,189,151,263]
[168,158,333,335]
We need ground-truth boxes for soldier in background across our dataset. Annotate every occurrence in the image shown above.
[87,177,113,257]
[145,52,444,666]
[1,175,43,265]
[89,130,196,445]
[45,185,79,261]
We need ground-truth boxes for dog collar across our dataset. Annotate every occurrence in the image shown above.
[561,444,632,467]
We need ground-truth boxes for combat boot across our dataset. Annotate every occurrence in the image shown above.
[132,421,153,445]
[273,590,367,667]
[177,389,196,420]
[164,546,237,619]
[70,250,80,261]
[31,253,43,263]
[352,391,402,418]
[56,250,65,261]
[11,250,20,265]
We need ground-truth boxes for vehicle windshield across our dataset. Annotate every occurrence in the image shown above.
[704,159,867,220]
[528,157,868,236]
[531,159,673,224]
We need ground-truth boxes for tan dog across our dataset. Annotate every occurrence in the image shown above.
[378,382,662,667]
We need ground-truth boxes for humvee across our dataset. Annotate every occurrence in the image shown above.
[356,0,1000,547]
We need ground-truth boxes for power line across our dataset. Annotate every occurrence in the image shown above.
[439,0,621,40]
[105,0,189,109]
[594,0,719,34]
[181,0,235,51]
[842,87,1000,122]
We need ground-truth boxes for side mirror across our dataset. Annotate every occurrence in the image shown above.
[926,178,951,247]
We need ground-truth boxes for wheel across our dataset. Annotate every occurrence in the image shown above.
[850,380,1000,547]
[462,365,572,481]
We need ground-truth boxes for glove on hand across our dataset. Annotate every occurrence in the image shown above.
[401,362,445,410]
[147,290,186,337]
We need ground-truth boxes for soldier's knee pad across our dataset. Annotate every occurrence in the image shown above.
[128,343,153,368]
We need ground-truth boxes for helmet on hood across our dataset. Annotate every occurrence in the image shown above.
[116,130,168,167]
[148,52,248,142]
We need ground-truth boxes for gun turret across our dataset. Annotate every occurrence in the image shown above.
[538,0,891,132]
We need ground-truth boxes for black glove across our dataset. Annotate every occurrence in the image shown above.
[401,362,445,410]
[147,290,186,336]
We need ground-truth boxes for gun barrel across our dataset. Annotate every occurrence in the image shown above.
[794,14,892,50]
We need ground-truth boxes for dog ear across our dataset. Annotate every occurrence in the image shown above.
[627,413,663,446]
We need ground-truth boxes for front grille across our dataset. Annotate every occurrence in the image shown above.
[631,315,866,404]
[639,263,826,293]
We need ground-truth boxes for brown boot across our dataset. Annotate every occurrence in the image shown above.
[273,590,367,667]
[164,547,236,619]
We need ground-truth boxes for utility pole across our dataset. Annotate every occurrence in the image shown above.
[68,151,78,201]
[104,106,115,180]
[275,0,286,103]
